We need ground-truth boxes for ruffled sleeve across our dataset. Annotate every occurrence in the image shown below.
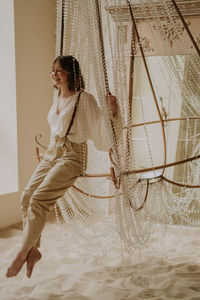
[84,93,110,152]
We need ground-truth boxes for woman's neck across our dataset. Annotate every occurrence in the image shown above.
[60,86,76,98]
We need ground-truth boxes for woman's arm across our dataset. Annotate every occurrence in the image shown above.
[106,94,118,118]
[84,92,110,151]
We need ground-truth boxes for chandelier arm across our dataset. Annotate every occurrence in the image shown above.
[126,24,135,165]
[35,133,47,150]
[35,147,43,163]
[161,176,200,189]
[170,0,200,57]
[126,0,167,176]
[71,184,115,199]
[82,173,111,178]
[34,136,113,178]
[123,116,200,129]
[128,24,135,119]
[120,153,200,176]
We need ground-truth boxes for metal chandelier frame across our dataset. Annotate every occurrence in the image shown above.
[35,0,200,211]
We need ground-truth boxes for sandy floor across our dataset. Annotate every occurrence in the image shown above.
[0,220,200,300]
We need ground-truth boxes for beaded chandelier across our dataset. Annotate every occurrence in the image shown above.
[36,0,200,255]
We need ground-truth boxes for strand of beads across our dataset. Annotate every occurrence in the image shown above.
[55,0,63,57]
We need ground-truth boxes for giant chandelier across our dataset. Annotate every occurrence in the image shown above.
[36,0,200,255]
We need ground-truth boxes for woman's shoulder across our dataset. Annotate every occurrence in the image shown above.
[81,91,96,102]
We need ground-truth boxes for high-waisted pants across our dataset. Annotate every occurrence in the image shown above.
[20,136,83,247]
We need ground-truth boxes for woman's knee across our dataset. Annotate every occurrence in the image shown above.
[20,187,34,210]
[30,188,62,213]
[29,195,52,216]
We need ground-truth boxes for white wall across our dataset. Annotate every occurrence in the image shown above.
[0,0,18,195]
[0,0,56,228]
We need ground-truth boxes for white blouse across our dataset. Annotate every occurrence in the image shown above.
[47,91,109,152]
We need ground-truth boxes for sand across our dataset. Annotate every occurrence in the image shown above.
[0,221,200,300]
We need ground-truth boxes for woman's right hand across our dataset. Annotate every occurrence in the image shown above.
[106,94,118,118]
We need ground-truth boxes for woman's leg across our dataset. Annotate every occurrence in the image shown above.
[20,159,52,247]
[21,159,52,225]
[6,244,33,278]
[26,246,42,278]
[6,159,52,278]
[23,158,82,246]
[6,157,82,278]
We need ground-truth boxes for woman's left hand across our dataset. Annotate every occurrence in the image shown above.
[106,94,118,118]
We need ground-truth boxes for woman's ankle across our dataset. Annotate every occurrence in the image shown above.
[18,244,33,259]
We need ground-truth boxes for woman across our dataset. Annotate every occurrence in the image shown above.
[6,55,117,278]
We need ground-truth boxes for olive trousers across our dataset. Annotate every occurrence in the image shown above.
[20,136,83,247]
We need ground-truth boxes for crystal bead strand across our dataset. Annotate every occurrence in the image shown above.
[150,0,200,117]
[192,119,198,183]
[89,1,119,159]
[134,1,170,224]
[54,202,61,225]
[185,119,190,184]
[55,0,63,57]
[141,2,183,113]
[160,0,200,112]
[151,23,194,115]
[89,2,125,240]
[64,0,119,241]
[68,0,75,55]
[125,0,154,250]
[105,0,116,93]
[109,0,142,251]
[62,0,69,54]
[147,0,200,116]
[165,0,200,76]
[139,96,155,170]
[139,94,165,221]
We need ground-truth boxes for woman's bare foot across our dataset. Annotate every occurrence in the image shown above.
[6,244,32,278]
[26,247,42,278]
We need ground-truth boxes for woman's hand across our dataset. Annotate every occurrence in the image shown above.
[106,94,117,118]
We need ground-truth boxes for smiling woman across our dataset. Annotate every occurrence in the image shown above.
[0,0,18,195]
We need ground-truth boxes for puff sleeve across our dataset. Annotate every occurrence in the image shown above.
[84,93,110,152]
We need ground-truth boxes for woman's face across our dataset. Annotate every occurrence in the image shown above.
[51,60,68,88]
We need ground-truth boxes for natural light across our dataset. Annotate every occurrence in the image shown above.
[0,0,18,195]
